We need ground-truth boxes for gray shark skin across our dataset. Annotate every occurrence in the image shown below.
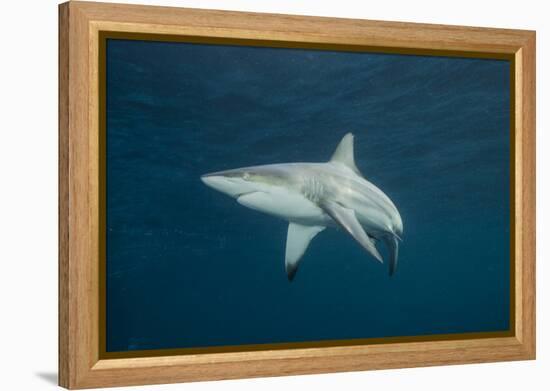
[201,133,403,281]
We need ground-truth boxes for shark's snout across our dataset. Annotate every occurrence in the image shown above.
[200,173,218,186]
[201,172,256,198]
[200,174,230,193]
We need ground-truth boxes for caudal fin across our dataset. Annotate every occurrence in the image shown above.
[384,235,399,276]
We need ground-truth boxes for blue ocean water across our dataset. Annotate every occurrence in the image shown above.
[106,39,510,352]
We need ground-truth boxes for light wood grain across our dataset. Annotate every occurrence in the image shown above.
[59,1,536,388]
[58,3,70,387]
[519,34,536,355]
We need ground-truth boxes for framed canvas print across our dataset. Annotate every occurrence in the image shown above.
[58,1,536,389]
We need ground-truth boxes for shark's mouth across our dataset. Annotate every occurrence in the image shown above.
[236,191,264,208]
[236,190,260,199]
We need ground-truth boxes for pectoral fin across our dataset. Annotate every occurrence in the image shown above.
[321,201,383,264]
[285,223,325,281]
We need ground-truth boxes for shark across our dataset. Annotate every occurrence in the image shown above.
[201,133,403,281]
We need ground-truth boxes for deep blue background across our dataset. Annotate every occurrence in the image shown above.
[106,39,510,352]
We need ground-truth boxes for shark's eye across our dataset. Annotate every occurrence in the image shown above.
[242,172,251,180]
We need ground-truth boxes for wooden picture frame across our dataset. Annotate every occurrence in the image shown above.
[59,1,536,389]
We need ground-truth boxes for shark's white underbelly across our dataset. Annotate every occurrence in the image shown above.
[236,188,331,226]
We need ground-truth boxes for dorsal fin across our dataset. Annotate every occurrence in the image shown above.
[329,133,361,175]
